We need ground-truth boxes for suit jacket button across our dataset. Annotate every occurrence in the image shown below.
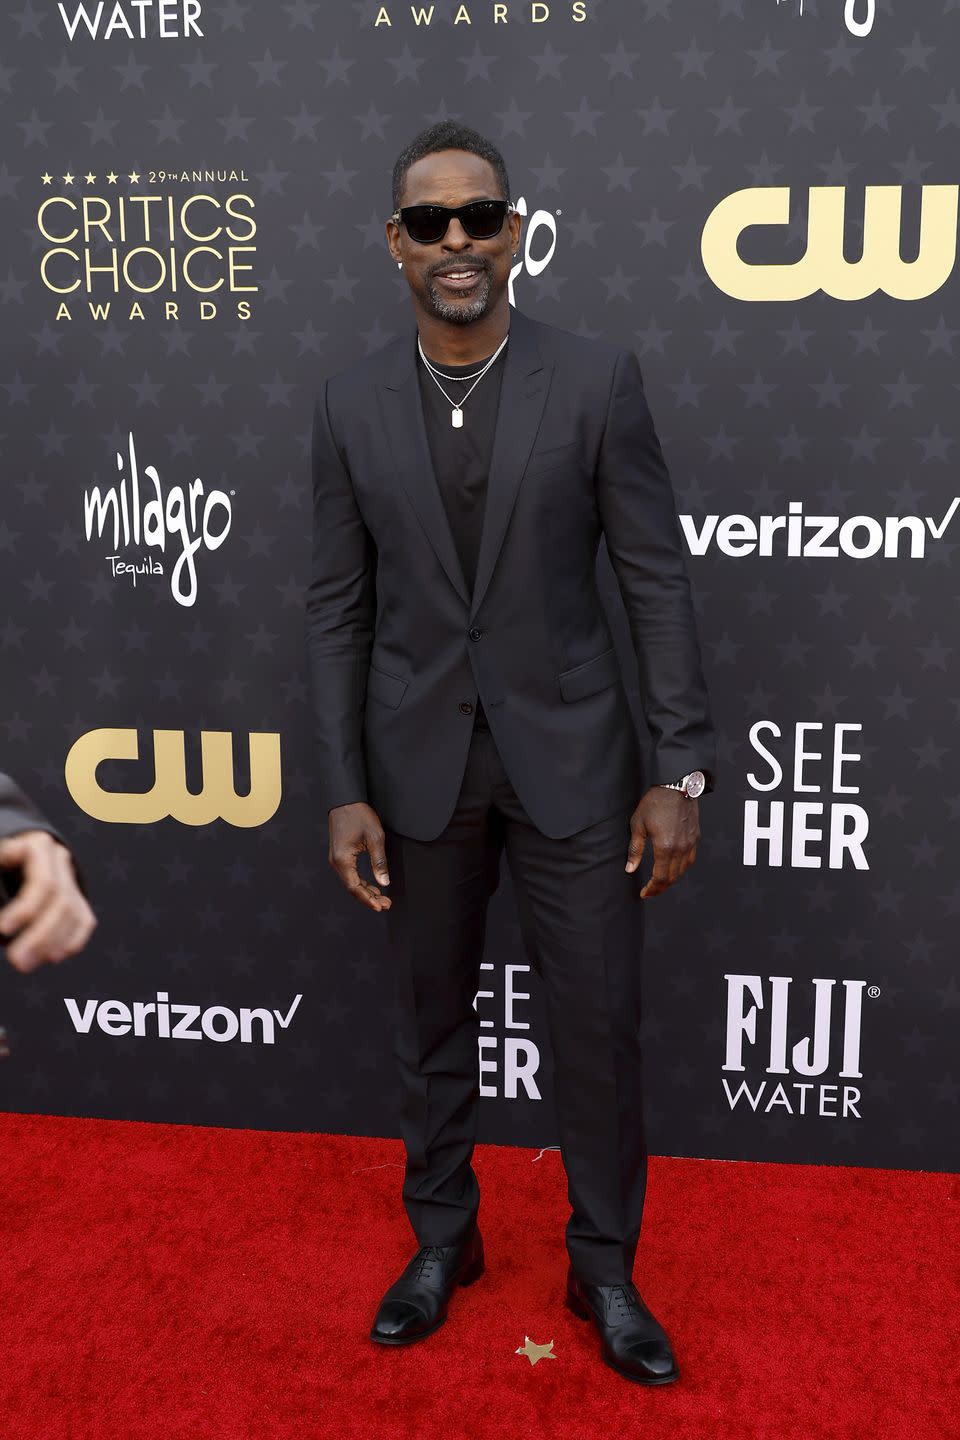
[459,701,473,715]
[469,627,482,641]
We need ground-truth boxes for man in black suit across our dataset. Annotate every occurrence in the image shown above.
[305,121,715,1386]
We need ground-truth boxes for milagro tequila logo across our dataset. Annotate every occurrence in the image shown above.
[776,0,874,36]
[83,429,233,606]
[509,194,557,305]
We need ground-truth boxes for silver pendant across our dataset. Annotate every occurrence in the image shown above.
[451,406,464,428]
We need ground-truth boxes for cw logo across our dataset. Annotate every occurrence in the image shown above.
[65,729,281,827]
[701,185,959,301]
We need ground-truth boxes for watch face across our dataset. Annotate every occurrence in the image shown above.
[685,770,706,798]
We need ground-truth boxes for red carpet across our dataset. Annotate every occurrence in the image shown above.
[0,1113,956,1440]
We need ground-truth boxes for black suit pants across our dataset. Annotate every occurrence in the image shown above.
[382,715,649,1287]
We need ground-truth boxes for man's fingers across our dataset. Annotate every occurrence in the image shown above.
[344,869,392,911]
[333,852,385,910]
[640,840,698,898]
[327,805,392,912]
[677,842,698,879]
[366,827,391,886]
[329,838,392,912]
[6,939,44,973]
[639,837,684,898]
[0,853,56,938]
[6,888,90,970]
[639,848,673,898]
[343,839,392,911]
[0,834,28,868]
[625,824,647,874]
[2,834,97,970]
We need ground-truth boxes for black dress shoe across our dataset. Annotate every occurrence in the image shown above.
[565,1266,680,1384]
[369,1226,485,1345]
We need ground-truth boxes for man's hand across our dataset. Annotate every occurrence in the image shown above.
[328,802,393,912]
[0,830,98,972]
[625,787,700,899]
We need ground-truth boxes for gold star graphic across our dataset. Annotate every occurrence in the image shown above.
[63,172,74,185]
[84,172,96,184]
[41,172,53,185]
[106,171,119,184]
[515,1336,556,1366]
[128,170,140,183]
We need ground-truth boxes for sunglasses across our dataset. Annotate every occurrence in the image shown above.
[389,199,517,245]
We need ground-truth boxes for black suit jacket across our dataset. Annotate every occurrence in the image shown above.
[305,305,715,842]
[0,772,88,898]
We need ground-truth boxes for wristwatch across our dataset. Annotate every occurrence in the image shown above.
[657,770,706,799]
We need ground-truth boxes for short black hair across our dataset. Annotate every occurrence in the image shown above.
[391,121,511,213]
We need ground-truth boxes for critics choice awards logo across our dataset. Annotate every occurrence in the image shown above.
[371,3,588,26]
[36,169,258,322]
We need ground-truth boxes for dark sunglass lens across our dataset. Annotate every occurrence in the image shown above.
[401,201,506,242]
[462,201,505,238]
[404,207,446,243]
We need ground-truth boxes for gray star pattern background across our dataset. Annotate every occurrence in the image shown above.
[0,0,957,1171]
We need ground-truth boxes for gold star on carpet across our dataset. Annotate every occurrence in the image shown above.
[128,170,140,183]
[515,1336,556,1366]
[41,172,53,185]
[63,172,74,185]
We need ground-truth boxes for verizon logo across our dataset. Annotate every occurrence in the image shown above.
[64,991,302,1045]
[680,498,959,560]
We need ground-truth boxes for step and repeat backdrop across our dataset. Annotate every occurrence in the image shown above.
[1,0,956,1173]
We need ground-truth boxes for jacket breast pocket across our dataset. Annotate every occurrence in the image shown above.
[557,646,620,703]
[524,439,579,479]
[366,663,408,709]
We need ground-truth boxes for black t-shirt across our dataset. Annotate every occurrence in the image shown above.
[417,337,507,728]
[416,340,505,593]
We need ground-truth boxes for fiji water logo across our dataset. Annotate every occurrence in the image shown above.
[82,429,233,607]
[722,974,878,1120]
[57,3,204,40]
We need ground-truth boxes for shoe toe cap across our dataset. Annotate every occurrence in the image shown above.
[371,1299,430,1338]
[622,1339,678,1379]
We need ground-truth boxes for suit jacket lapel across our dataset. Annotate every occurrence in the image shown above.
[470,307,551,619]
[378,326,471,607]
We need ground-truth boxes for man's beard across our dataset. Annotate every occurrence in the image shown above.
[423,266,494,324]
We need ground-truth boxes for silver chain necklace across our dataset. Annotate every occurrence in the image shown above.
[417,331,509,428]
